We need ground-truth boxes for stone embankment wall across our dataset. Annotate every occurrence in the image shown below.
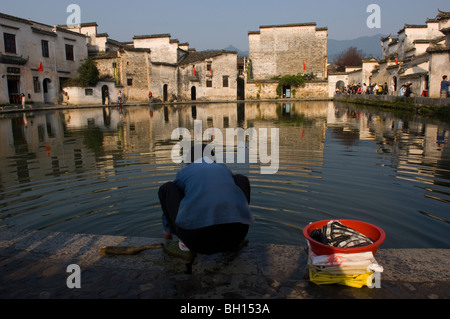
[334,93,450,107]
[246,80,329,100]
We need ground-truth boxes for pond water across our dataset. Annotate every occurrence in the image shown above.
[1,101,449,249]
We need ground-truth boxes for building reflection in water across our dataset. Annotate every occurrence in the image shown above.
[1,103,449,188]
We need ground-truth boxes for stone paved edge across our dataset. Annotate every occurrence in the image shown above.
[1,228,449,300]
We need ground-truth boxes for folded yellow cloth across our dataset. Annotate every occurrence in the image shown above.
[308,268,375,288]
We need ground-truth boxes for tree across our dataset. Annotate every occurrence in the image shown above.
[77,57,100,87]
[333,47,366,72]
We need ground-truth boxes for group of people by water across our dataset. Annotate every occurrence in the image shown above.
[336,82,417,98]
[335,75,450,99]
[102,88,124,106]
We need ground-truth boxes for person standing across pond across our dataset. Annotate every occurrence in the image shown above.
[117,90,123,105]
[399,84,406,97]
[158,144,254,259]
[389,83,395,96]
[405,83,413,98]
[441,75,449,98]
[103,88,110,105]
[148,91,153,104]
[21,93,26,109]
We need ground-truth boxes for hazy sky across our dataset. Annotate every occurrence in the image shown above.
[1,0,449,50]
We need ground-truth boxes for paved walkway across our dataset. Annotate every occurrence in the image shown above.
[1,228,449,301]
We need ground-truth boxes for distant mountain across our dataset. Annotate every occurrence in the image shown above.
[328,34,387,61]
[223,45,249,57]
[204,45,249,57]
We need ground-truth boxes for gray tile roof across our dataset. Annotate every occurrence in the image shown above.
[178,50,236,66]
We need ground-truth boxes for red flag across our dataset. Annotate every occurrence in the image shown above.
[38,62,44,72]
[193,67,196,75]
[210,67,213,75]
[395,59,398,65]
[303,61,306,71]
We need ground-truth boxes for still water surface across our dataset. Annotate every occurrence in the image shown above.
[1,101,449,248]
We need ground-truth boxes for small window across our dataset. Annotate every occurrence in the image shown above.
[41,40,49,58]
[206,80,212,88]
[85,89,93,96]
[65,44,74,61]
[33,77,41,93]
[223,76,229,88]
[127,78,133,86]
[4,33,17,54]
[207,63,212,71]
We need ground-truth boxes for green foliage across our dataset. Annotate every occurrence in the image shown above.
[77,57,100,87]
[303,72,317,81]
[62,78,82,88]
[61,58,100,88]
[271,73,306,97]
[272,73,306,87]
[247,61,253,80]
[275,104,305,126]
[83,127,104,154]
[276,85,282,97]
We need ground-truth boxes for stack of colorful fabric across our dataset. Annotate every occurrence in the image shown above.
[306,220,384,288]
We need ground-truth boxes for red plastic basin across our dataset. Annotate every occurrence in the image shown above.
[303,220,386,255]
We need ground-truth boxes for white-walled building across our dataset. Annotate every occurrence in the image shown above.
[0,12,88,105]
[62,22,241,103]
[371,10,450,98]
[328,10,450,99]
[328,58,379,97]
[247,23,329,99]
[177,50,239,101]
